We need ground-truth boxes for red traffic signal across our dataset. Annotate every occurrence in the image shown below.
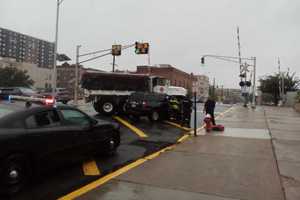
[135,42,149,54]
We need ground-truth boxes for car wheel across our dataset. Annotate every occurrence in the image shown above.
[149,111,160,122]
[104,137,119,156]
[0,155,30,195]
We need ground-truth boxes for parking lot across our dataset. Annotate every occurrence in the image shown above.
[11,103,231,200]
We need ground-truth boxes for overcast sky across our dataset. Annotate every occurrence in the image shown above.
[1,0,299,88]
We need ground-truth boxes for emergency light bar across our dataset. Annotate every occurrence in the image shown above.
[7,95,55,106]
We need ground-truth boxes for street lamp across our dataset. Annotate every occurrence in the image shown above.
[52,0,66,100]
[74,45,81,105]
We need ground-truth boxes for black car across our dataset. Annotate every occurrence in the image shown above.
[0,101,120,194]
[42,88,72,104]
[124,92,168,121]
[0,87,39,99]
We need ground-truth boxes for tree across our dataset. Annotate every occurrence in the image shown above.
[259,72,300,105]
[0,67,34,87]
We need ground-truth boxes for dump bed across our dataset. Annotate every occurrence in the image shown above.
[81,72,150,92]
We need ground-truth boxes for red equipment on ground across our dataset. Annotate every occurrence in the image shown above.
[212,124,225,131]
[203,114,225,132]
[204,114,213,132]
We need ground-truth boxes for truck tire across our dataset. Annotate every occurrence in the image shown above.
[99,97,116,116]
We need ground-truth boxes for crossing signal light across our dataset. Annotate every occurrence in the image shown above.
[201,57,205,64]
[135,42,149,54]
[112,45,122,56]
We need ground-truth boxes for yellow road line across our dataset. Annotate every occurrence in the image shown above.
[58,145,176,200]
[113,116,148,138]
[82,160,101,176]
[164,121,192,132]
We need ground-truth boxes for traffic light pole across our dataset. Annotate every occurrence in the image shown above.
[148,46,151,65]
[194,91,197,137]
[112,55,116,72]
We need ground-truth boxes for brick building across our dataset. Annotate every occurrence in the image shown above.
[136,64,195,93]
[57,62,103,98]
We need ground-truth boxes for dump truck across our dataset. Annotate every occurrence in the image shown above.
[81,71,187,115]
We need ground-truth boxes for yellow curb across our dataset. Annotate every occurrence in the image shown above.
[177,134,190,143]
[164,121,192,132]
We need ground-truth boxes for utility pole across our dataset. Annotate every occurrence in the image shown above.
[251,57,256,108]
[237,27,243,81]
[74,45,81,105]
[278,58,282,100]
[52,0,61,100]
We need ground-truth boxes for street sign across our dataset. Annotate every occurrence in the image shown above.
[111,45,122,56]
[241,63,250,73]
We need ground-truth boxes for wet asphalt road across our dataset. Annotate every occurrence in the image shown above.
[10,103,231,200]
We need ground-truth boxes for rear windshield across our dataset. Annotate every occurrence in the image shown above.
[0,88,18,95]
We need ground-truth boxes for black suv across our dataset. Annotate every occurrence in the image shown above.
[124,92,168,121]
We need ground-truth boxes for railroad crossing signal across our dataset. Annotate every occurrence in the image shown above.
[135,42,149,54]
[201,57,205,64]
[112,45,122,56]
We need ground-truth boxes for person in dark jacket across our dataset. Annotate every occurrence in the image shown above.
[204,96,216,125]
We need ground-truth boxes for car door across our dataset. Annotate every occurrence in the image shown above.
[58,108,97,156]
[24,109,78,170]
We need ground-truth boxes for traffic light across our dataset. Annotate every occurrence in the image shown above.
[201,57,205,64]
[245,81,252,87]
[112,45,122,56]
[135,42,149,54]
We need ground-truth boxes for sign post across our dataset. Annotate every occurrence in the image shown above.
[192,82,197,136]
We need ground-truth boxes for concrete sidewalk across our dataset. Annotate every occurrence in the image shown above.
[264,107,300,200]
[75,106,300,200]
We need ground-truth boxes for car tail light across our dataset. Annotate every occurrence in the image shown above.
[142,101,147,107]
[45,97,55,105]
